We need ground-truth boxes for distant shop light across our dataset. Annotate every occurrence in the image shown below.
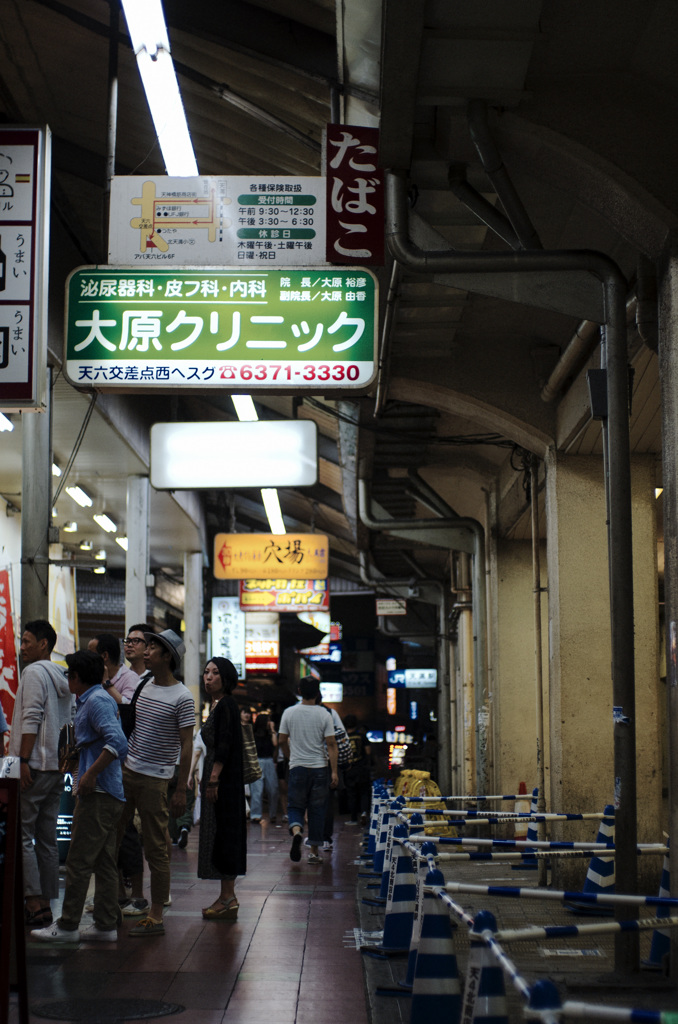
[409,701,418,720]
[93,513,117,534]
[93,566,106,574]
[65,485,92,508]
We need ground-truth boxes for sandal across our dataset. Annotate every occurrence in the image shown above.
[25,907,53,927]
[202,897,239,921]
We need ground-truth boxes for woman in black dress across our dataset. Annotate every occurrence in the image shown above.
[199,657,246,920]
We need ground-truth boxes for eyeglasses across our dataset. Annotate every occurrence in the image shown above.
[124,637,146,646]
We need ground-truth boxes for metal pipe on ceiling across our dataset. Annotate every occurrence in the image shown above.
[385,168,638,970]
[466,99,542,251]
[447,164,521,251]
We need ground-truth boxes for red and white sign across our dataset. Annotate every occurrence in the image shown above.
[325,124,384,265]
[245,614,280,673]
[239,578,329,613]
[0,569,19,727]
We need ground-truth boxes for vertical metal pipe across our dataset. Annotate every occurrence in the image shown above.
[658,237,678,981]
[104,0,119,252]
[436,588,451,795]
[530,459,548,886]
[20,370,52,627]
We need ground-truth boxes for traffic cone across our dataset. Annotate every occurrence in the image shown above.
[566,805,615,915]
[461,910,508,1024]
[643,845,671,972]
[512,784,538,872]
[410,868,462,1024]
[380,828,417,952]
[401,841,438,990]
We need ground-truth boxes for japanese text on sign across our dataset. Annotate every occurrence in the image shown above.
[325,124,384,266]
[214,534,329,581]
[239,578,329,612]
[64,268,377,391]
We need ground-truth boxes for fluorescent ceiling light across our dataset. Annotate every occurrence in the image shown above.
[261,488,286,534]
[0,413,13,432]
[94,549,107,561]
[79,540,93,551]
[150,421,318,489]
[232,395,258,422]
[62,521,78,533]
[66,485,93,508]
[116,536,129,551]
[93,513,118,534]
[121,0,198,176]
[51,508,58,518]
[52,463,62,477]
[655,487,663,499]
[93,566,106,574]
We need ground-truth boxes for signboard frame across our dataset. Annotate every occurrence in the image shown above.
[64,265,378,395]
[0,125,51,410]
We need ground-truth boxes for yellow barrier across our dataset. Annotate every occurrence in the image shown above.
[396,770,457,837]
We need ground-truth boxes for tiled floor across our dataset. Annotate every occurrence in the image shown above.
[13,817,370,1024]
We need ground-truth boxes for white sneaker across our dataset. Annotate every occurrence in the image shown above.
[31,922,80,943]
[164,894,172,907]
[322,840,333,851]
[80,924,117,941]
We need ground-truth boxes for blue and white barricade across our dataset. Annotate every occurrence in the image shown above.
[410,870,462,1024]
[566,805,615,914]
[518,787,540,871]
[461,910,508,1024]
[379,829,417,953]
[643,844,671,971]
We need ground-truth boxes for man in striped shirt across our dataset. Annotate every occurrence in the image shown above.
[117,629,195,937]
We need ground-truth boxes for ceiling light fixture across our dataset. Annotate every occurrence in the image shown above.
[261,488,286,535]
[655,487,664,499]
[65,485,93,508]
[93,513,118,534]
[52,462,62,477]
[79,540,93,551]
[93,566,106,574]
[94,549,107,561]
[62,521,78,533]
[120,0,198,176]
[0,413,14,432]
[116,536,129,551]
[231,395,258,422]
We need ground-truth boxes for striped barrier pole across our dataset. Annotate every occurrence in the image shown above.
[434,848,667,863]
[565,805,615,915]
[643,844,671,971]
[561,1000,664,1022]
[494,914,678,943]
[443,881,678,911]
[460,910,508,1024]
[399,807,606,821]
[406,794,534,803]
[400,841,437,991]
[408,834,622,850]
[410,872,462,1024]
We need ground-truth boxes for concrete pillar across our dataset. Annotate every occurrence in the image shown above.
[183,550,203,722]
[20,390,51,628]
[545,452,661,887]
[125,476,150,631]
[494,539,549,801]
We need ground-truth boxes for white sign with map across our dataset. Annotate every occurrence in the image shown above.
[109,176,327,267]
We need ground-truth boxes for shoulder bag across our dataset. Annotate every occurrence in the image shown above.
[119,672,151,739]
[241,722,262,784]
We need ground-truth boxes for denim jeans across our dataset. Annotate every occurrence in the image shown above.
[249,757,279,820]
[20,770,64,899]
[287,766,329,846]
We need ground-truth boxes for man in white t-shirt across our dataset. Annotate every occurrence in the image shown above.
[278,677,338,865]
[116,629,195,937]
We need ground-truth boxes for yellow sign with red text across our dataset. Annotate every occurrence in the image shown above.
[214,534,329,580]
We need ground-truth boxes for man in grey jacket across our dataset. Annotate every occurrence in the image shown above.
[9,620,74,926]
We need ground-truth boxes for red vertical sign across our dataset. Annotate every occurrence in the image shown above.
[325,125,384,265]
[0,570,19,727]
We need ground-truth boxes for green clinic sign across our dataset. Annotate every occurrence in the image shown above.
[64,267,377,391]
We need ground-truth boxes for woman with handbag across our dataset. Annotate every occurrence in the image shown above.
[198,658,246,920]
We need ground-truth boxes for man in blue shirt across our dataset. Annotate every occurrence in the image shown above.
[32,649,128,943]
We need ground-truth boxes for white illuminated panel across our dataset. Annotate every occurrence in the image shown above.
[320,682,343,703]
[150,420,317,489]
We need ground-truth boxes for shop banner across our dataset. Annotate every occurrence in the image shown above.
[0,569,19,727]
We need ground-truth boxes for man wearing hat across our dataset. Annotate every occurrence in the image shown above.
[117,629,195,936]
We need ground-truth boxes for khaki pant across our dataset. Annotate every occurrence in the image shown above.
[118,766,170,908]
[61,791,125,932]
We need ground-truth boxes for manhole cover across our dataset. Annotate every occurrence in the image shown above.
[33,998,185,1021]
